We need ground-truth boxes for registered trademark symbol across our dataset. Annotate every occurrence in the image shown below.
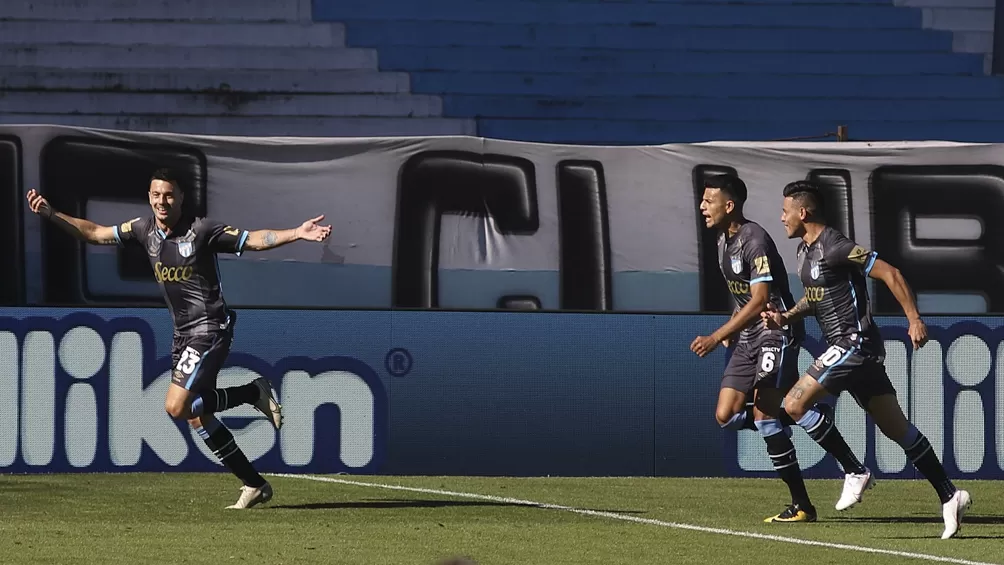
[385,348,413,377]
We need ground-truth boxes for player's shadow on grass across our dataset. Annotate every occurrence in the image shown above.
[271,498,645,514]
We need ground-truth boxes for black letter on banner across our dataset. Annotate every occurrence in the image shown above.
[40,137,207,304]
[557,160,613,310]
[806,169,854,240]
[0,135,23,305]
[393,151,539,308]
[870,165,1004,312]
[693,165,737,312]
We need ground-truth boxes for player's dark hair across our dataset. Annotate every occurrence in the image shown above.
[150,168,184,193]
[782,180,824,220]
[704,175,747,208]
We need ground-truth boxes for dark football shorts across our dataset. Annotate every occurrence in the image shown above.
[805,338,896,408]
[170,314,236,392]
[722,332,800,394]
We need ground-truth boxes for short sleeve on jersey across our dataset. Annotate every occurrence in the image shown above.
[823,231,878,277]
[113,217,145,248]
[203,219,249,256]
[744,232,774,285]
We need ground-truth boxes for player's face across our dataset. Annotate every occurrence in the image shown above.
[781,196,805,239]
[149,179,182,224]
[700,188,731,229]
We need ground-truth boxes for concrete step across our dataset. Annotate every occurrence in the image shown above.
[378,46,983,75]
[953,31,993,53]
[0,114,476,137]
[895,0,994,7]
[411,71,1004,99]
[475,118,1004,144]
[0,0,308,21]
[443,94,1004,122]
[315,0,921,28]
[0,68,410,94]
[345,21,953,52]
[922,8,994,31]
[0,45,378,70]
[0,91,443,117]
[0,20,344,47]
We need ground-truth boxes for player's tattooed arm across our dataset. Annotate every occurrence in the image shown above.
[765,295,812,330]
[244,214,332,251]
[782,296,813,323]
[244,228,296,251]
[25,189,117,245]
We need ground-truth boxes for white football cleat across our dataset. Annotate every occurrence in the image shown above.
[251,377,283,429]
[226,482,273,510]
[835,468,875,511]
[941,489,972,539]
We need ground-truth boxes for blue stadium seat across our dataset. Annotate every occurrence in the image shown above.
[313,0,1004,143]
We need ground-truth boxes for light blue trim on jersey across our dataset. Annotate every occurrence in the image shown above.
[214,255,231,314]
[184,354,205,390]
[776,334,788,388]
[183,333,218,390]
[849,275,864,342]
[112,225,123,247]
[235,230,249,256]
[817,346,857,385]
[864,252,878,277]
[156,227,167,239]
[750,275,773,285]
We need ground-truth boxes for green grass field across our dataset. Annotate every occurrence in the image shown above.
[1,473,1001,565]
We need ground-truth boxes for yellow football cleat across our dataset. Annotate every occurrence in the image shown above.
[764,503,817,523]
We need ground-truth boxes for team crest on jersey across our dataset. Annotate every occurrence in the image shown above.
[177,241,193,258]
[730,256,742,274]
[810,261,820,280]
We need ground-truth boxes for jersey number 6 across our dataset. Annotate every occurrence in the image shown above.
[760,352,775,373]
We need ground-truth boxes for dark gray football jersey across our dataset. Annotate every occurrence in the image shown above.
[796,226,883,356]
[115,215,249,336]
[717,221,804,343]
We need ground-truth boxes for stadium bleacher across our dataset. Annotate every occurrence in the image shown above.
[0,0,1001,143]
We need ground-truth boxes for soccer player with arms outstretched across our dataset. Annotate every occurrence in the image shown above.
[763,181,971,539]
[26,169,332,509]
[692,175,860,523]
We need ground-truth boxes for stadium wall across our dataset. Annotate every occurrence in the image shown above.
[4,125,1004,315]
[0,307,1001,479]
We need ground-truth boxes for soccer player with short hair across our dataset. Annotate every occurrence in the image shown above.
[26,169,332,509]
[692,174,860,523]
[763,180,972,539]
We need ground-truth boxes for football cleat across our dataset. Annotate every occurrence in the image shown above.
[764,503,817,523]
[251,376,283,429]
[226,482,273,510]
[941,489,972,539]
[835,468,875,511]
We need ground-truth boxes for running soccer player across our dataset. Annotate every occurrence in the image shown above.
[763,180,971,539]
[691,174,859,523]
[26,169,332,509]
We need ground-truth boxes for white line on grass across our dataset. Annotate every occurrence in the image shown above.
[269,473,997,565]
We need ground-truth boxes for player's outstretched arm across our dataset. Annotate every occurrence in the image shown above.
[243,214,332,252]
[868,258,928,349]
[25,189,117,245]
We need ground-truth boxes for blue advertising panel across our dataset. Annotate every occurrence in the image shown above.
[0,308,1000,479]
